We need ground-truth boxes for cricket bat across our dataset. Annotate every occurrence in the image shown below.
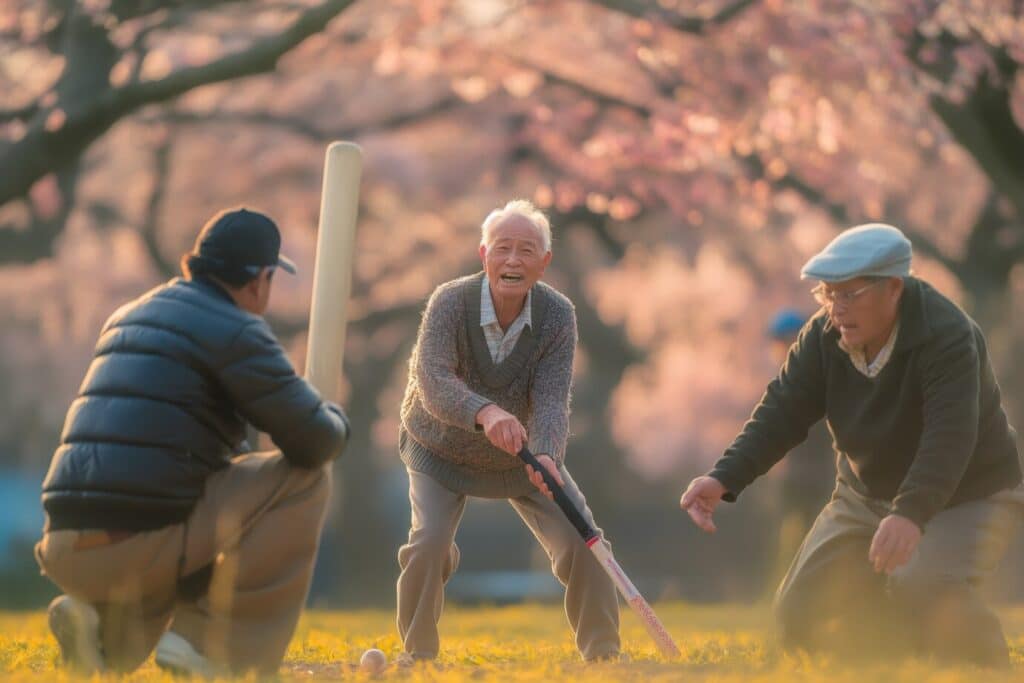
[304,141,363,401]
[517,447,681,658]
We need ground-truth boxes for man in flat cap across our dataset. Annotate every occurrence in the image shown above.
[36,208,350,677]
[680,223,1023,665]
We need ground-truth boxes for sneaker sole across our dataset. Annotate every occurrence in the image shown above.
[48,596,104,674]
[155,657,200,678]
[155,636,217,679]
[155,654,215,679]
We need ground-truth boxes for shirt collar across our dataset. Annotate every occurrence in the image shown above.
[481,275,532,329]
[821,277,931,354]
[838,321,900,378]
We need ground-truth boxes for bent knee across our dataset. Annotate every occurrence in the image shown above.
[887,570,963,602]
[281,461,330,502]
[400,529,458,567]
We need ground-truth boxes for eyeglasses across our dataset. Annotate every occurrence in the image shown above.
[811,280,883,308]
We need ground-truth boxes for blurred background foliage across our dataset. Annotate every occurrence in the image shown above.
[1,0,1022,607]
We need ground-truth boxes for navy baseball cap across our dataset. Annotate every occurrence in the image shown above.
[191,208,297,276]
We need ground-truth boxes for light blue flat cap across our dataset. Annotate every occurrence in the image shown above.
[800,223,912,282]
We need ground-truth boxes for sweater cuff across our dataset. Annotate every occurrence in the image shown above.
[530,439,564,465]
[708,468,745,503]
[462,394,493,432]
[889,496,932,532]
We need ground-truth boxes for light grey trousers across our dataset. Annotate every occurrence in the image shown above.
[36,452,330,675]
[775,477,1024,665]
[396,467,621,660]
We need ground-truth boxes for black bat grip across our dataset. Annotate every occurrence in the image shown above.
[517,447,597,543]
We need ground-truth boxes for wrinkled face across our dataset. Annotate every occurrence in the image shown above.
[479,214,551,300]
[816,277,903,349]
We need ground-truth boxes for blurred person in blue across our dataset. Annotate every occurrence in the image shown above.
[35,208,350,677]
[681,224,1023,666]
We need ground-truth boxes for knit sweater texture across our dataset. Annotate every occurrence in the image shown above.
[399,272,577,498]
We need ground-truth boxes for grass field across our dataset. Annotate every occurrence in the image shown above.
[1,603,1023,681]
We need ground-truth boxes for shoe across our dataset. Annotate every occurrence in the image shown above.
[155,631,217,678]
[586,651,629,663]
[395,652,433,668]
[47,595,104,674]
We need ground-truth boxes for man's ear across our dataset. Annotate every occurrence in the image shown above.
[885,277,904,308]
[478,243,487,266]
[243,275,262,300]
[536,250,552,277]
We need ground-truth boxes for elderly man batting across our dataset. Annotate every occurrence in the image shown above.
[396,199,620,662]
[681,224,1023,666]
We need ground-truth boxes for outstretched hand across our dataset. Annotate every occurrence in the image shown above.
[679,476,727,533]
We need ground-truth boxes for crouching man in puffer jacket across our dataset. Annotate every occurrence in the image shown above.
[36,208,350,678]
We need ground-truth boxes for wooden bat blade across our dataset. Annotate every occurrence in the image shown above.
[589,539,681,657]
[305,141,362,402]
[517,447,679,657]
[626,594,682,658]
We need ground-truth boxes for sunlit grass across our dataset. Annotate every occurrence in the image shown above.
[1,603,1022,681]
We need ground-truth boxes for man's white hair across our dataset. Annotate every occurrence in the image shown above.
[480,199,552,253]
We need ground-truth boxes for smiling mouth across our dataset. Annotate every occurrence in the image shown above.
[500,273,524,283]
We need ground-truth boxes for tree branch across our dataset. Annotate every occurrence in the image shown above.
[122,0,356,104]
[139,131,178,279]
[550,203,628,260]
[739,152,962,276]
[905,26,1024,219]
[0,164,82,264]
[590,1,1023,287]
[898,226,962,276]
[152,91,463,141]
[503,50,655,115]
[0,101,40,124]
[107,0,251,23]
[961,190,1024,274]
[586,0,760,34]
[511,34,970,284]
[505,131,631,259]
[928,64,1024,220]
[0,0,357,211]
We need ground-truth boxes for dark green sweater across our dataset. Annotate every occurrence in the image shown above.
[710,277,1020,529]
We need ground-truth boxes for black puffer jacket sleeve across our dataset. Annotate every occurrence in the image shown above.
[218,318,350,467]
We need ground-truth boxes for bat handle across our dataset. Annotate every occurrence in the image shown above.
[517,447,597,543]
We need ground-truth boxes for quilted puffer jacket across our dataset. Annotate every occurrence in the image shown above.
[42,277,349,532]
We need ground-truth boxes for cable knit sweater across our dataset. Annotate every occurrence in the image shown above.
[399,272,577,498]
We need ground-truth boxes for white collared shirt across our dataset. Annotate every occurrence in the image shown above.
[839,322,900,378]
[481,275,532,363]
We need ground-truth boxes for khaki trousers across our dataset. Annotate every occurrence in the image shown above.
[774,477,1024,665]
[35,452,330,675]
[396,467,621,661]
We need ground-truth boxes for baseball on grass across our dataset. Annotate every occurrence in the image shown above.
[359,648,388,674]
